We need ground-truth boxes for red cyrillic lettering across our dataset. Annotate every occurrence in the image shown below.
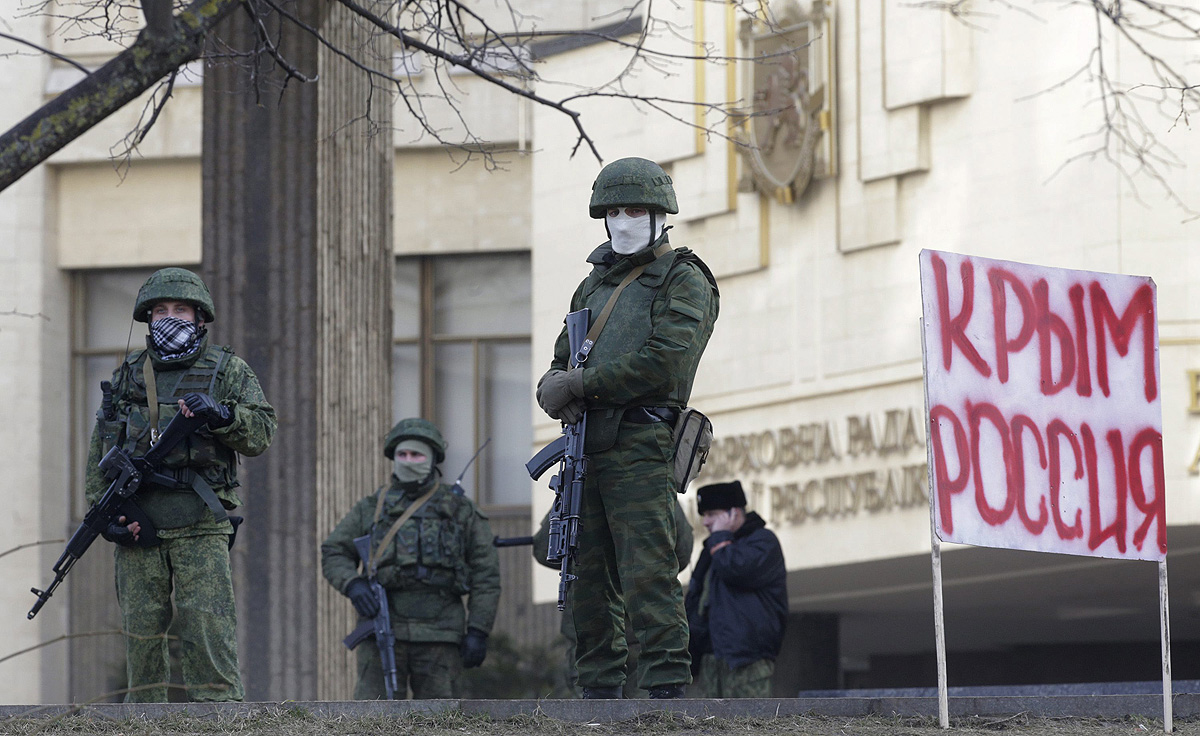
[931,253,992,377]
[1128,428,1167,554]
[1091,282,1157,402]
[988,269,1034,384]
[1034,279,1075,396]
[1010,414,1048,535]
[929,405,970,535]
[1047,419,1084,540]
[968,402,1016,525]
[1068,284,1092,397]
[1083,425,1126,553]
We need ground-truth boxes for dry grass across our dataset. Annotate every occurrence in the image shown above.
[0,710,1191,736]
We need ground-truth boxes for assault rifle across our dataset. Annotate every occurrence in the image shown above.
[29,404,206,620]
[342,535,399,700]
[525,308,590,611]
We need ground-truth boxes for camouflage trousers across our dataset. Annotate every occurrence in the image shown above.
[572,421,691,691]
[558,606,654,698]
[694,655,774,698]
[114,533,243,702]
[355,639,461,700]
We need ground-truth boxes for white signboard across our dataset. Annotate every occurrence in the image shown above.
[919,250,1165,561]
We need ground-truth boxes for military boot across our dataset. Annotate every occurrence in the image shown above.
[581,686,624,699]
[647,684,686,699]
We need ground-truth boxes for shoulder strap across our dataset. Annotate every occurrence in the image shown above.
[575,241,673,366]
[367,484,440,574]
[674,250,719,293]
[208,346,232,395]
[143,359,161,444]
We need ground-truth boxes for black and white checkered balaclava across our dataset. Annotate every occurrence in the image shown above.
[149,316,204,360]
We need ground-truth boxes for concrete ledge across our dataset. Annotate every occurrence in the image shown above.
[0,695,1192,723]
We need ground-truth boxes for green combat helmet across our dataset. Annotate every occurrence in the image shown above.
[589,157,678,219]
[133,268,216,323]
[384,418,447,463]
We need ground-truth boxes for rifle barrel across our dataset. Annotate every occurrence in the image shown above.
[493,535,535,548]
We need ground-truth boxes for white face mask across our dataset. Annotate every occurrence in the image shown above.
[607,209,665,255]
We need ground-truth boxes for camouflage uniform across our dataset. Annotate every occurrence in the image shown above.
[85,269,276,703]
[543,158,720,693]
[694,657,775,698]
[321,472,501,699]
[533,501,695,696]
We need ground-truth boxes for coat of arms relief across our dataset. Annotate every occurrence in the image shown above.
[738,0,837,204]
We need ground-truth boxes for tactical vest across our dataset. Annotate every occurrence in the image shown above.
[369,483,472,611]
[578,246,716,454]
[103,344,239,528]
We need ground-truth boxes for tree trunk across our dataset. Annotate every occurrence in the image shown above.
[201,0,393,700]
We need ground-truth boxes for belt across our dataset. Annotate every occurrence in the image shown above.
[623,406,679,425]
[144,466,196,491]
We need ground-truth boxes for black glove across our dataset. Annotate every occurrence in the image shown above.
[460,627,488,668]
[536,369,584,418]
[559,398,585,426]
[182,392,233,429]
[102,520,137,547]
[345,578,380,618]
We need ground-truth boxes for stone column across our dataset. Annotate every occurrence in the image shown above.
[201,0,392,700]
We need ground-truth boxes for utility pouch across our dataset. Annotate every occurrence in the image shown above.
[671,407,713,493]
[228,515,244,550]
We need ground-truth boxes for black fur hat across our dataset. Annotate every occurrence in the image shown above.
[696,480,747,513]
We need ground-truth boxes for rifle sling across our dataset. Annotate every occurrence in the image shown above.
[368,484,439,574]
[192,473,229,524]
[143,359,160,444]
[574,241,673,368]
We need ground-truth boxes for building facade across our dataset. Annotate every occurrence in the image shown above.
[0,0,1197,703]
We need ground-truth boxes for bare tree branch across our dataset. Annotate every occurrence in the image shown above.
[0,0,243,191]
[0,538,65,561]
[0,30,90,73]
[334,0,605,160]
[930,0,1200,219]
[139,0,173,40]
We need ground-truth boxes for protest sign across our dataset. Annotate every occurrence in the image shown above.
[919,250,1165,561]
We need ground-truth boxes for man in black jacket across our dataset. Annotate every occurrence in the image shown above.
[685,480,788,697]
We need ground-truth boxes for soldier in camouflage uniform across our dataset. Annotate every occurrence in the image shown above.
[536,157,720,699]
[85,268,277,702]
[321,418,501,699]
[533,500,694,697]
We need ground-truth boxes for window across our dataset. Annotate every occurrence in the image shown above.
[393,253,532,507]
[71,269,153,516]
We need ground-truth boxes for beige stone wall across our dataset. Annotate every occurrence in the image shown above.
[0,0,71,703]
[57,160,202,268]
[393,150,531,255]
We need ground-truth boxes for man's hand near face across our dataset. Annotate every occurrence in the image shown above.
[702,508,741,554]
[707,510,736,533]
